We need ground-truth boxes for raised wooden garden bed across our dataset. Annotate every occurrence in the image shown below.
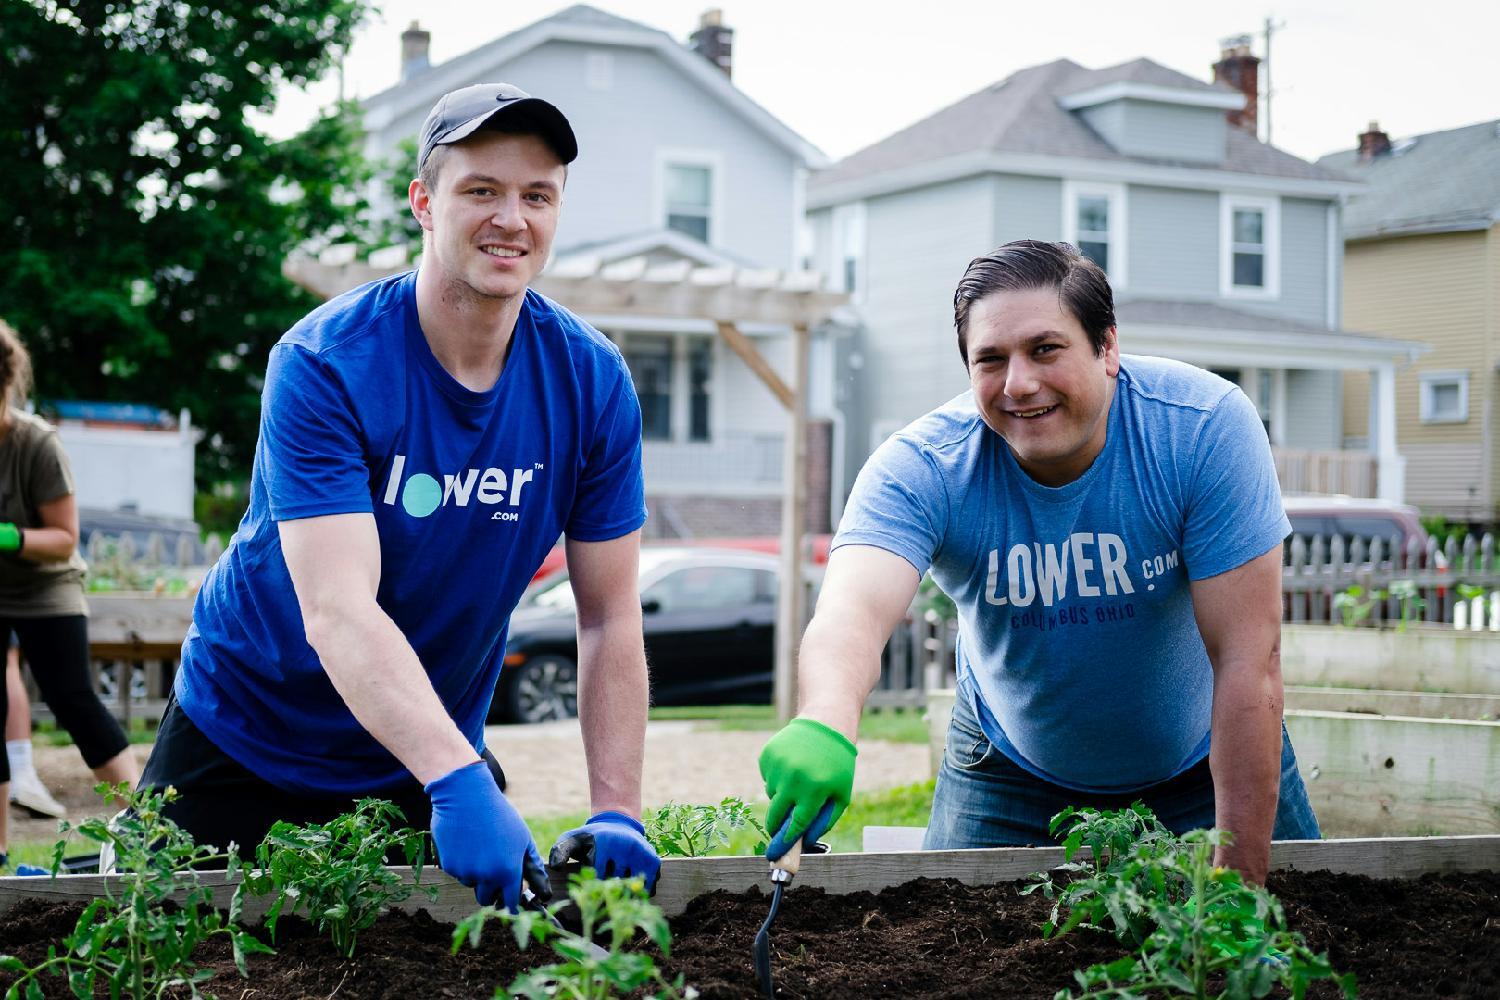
[927,684,1500,839]
[2,837,1497,998]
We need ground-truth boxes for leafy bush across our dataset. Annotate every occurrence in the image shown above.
[645,797,766,857]
[83,537,193,594]
[245,798,434,958]
[452,870,696,999]
[0,783,272,999]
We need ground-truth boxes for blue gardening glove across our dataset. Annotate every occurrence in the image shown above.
[426,760,550,911]
[549,811,661,893]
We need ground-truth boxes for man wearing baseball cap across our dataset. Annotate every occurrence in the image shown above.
[138,83,659,910]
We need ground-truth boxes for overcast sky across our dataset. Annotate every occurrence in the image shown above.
[261,0,1498,164]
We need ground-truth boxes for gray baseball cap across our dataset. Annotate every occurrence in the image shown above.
[418,83,578,171]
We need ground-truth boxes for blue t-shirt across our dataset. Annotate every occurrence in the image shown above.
[835,355,1289,793]
[178,272,646,795]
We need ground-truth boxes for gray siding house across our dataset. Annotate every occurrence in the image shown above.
[359,6,830,535]
[808,50,1422,503]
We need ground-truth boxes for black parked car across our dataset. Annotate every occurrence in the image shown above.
[490,547,794,724]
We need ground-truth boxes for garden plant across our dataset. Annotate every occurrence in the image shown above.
[0,783,272,1000]
[453,869,696,999]
[644,796,767,858]
[1025,806,1357,1000]
[244,798,435,957]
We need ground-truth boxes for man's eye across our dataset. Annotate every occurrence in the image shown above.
[1035,344,1060,356]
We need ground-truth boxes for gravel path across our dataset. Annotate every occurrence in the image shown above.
[9,722,930,845]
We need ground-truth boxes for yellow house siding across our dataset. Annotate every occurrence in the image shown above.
[1340,230,1491,514]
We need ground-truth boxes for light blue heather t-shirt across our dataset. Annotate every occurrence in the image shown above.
[835,355,1289,793]
[178,272,646,795]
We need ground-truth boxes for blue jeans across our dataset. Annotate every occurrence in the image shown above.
[923,694,1321,849]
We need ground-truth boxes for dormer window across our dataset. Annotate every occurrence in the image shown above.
[1062,181,1127,287]
[1220,194,1280,298]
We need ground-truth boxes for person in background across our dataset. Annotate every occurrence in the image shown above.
[0,319,138,868]
[7,644,69,819]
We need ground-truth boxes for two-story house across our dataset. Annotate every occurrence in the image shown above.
[807,44,1423,503]
[356,5,832,536]
[1321,120,1500,525]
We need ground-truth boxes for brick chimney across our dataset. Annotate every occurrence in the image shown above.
[689,9,733,77]
[1211,35,1260,134]
[401,21,431,81]
[1358,121,1392,161]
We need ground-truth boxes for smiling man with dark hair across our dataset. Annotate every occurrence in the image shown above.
[758,239,1319,884]
[138,83,660,911]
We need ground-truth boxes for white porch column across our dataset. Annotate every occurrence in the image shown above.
[1370,363,1404,502]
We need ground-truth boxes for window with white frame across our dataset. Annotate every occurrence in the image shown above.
[1219,194,1280,297]
[584,51,613,90]
[1062,182,1126,285]
[1420,370,1469,424]
[832,202,866,296]
[663,163,712,243]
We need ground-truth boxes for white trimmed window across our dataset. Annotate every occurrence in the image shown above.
[1062,181,1127,287]
[1420,370,1469,424]
[832,202,866,297]
[584,51,613,90]
[1219,194,1280,298]
[659,153,719,244]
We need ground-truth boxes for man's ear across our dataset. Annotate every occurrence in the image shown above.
[409,178,435,233]
[1103,325,1121,377]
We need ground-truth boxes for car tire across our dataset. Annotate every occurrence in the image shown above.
[500,654,579,724]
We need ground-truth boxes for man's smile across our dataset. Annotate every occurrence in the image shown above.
[1007,404,1058,419]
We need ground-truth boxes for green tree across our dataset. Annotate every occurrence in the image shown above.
[0,0,377,482]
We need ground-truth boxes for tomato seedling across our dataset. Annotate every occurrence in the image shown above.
[245,798,434,958]
[452,869,696,999]
[0,783,272,1000]
[645,796,766,858]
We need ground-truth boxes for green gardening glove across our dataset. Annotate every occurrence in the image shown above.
[0,523,20,553]
[759,717,857,859]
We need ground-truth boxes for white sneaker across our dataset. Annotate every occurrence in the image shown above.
[9,770,67,820]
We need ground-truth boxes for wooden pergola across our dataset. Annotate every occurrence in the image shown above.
[285,251,850,720]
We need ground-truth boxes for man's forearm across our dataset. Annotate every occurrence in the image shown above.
[576,617,648,817]
[1209,658,1283,882]
[796,606,885,742]
[307,601,480,785]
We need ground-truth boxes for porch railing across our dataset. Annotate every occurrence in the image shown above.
[1272,447,1377,499]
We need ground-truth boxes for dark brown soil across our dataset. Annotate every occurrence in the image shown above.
[1,868,1496,999]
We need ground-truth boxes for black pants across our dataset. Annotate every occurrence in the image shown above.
[0,614,129,783]
[138,693,507,859]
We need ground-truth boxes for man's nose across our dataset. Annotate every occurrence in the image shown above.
[490,194,524,230]
[1004,359,1040,398]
